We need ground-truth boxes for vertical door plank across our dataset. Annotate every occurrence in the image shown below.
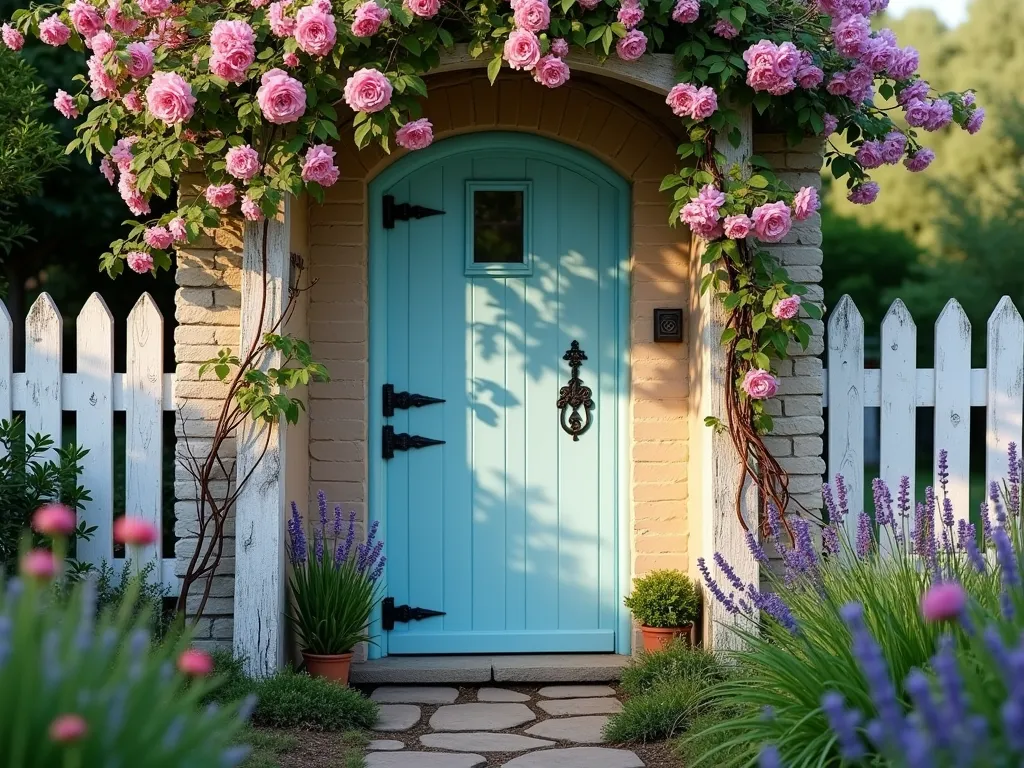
[934,299,971,525]
[25,293,63,463]
[879,300,916,552]
[827,295,865,541]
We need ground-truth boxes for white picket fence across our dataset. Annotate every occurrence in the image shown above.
[1,292,176,588]
[823,295,1024,543]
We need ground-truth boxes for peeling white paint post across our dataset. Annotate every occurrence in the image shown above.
[234,199,292,676]
[25,294,63,464]
[985,297,1024,503]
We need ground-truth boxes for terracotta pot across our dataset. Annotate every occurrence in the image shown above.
[640,624,693,652]
[302,651,354,685]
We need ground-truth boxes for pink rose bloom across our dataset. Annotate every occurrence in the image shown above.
[723,214,752,240]
[577,0,600,8]
[168,217,187,241]
[125,42,155,79]
[89,31,114,56]
[87,55,118,100]
[550,37,568,57]
[796,64,824,89]
[966,107,985,135]
[257,68,307,123]
[269,0,296,37]
[923,99,953,131]
[111,137,138,171]
[404,0,439,18]
[99,157,116,185]
[294,6,336,56]
[823,113,838,135]
[751,200,792,243]
[2,23,24,50]
[792,186,819,221]
[301,143,340,186]
[855,140,884,169]
[880,131,906,164]
[54,90,79,119]
[343,67,392,113]
[69,0,104,39]
[22,549,58,580]
[33,503,77,536]
[904,147,934,172]
[744,40,783,92]
[210,20,256,82]
[144,226,174,249]
[146,71,196,125]
[115,516,158,545]
[126,250,154,274]
[712,20,738,39]
[772,295,801,320]
[742,369,778,400]
[178,648,214,677]
[615,28,646,61]
[118,172,150,216]
[680,200,721,239]
[515,0,551,32]
[396,118,434,150]
[137,0,170,15]
[503,28,541,70]
[903,99,931,128]
[39,16,71,46]
[49,715,88,744]
[532,54,570,88]
[352,1,388,36]
[773,42,800,79]
[826,72,848,96]
[283,51,300,67]
[616,0,644,30]
[205,183,237,209]
[106,1,141,34]
[833,14,869,57]
[671,0,699,24]
[225,145,261,180]
[697,184,725,208]
[848,181,880,205]
[962,91,976,107]
[241,198,264,221]
[123,89,143,112]
[887,46,919,79]
[920,582,965,622]
[690,86,717,120]
[860,36,894,73]
[665,83,697,118]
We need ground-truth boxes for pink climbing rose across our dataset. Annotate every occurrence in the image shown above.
[848,181,880,205]
[126,251,155,274]
[123,90,143,113]
[144,226,174,249]
[210,19,256,82]
[550,38,569,57]
[514,0,550,33]
[241,198,264,221]
[665,83,697,118]
[855,140,884,169]
[257,69,307,123]
[723,214,752,240]
[146,72,196,125]
[533,54,570,88]
[966,107,985,135]
[169,217,188,242]
[904,147,934,172]
[301,143,340,187]
[69,0,104,39]
[833,14,870,58]
[403,0,439,18]
[396,118,434,150]
[294,5,336,56]
[137,0,171,16]
[751,200,792,243]
[225,145,261,180]
[823,113,839,135]
[125,42,155,79]
[39,15,71,46]
[503,29,541,71]
[2,22,24,49]
[269,0,296,36]
[283,51,300,67]
[54,90,79,119]
[351,1,388,37]
[690,86,718,120]
[712,20,738,39]
[742,369,779,400]
[772,295,801,320]
[90,31,114,56]
[205,183,237,209]
[671,0,699,24]
[792,186,819,222]
[615,29,647,61]
[343,67,393,113]
[616,0,644,30]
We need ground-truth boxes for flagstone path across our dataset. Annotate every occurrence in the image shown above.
[365,684,644,768]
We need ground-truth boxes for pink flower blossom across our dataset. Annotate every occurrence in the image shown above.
[225,145,261,180]
[860,36,894,73]
[111,136,138,171]
[125,250,154,273]
[257,68,307,123]
[712,20,738,38]
[2,23,24,50]
[137,0,171,15]
[966,107,985,135]
[294,6,336,56]
[848,181,879,205]
[616,0,644,30]
[671,0,699,24]
[269,0,296,37]
[880,131,906,164]
[39,16,71,46]
[680,187,724,239]
[87,54,118,100]
[69,0,104,39]
[743,40,795,94]
[241,198,264,221]
[690,86,717,119]
[114,515,158,545]
[22,549,58,579]
[89,30,114,55]
[123,89,143,112]
[577,0,600,8]
[615,28,647,61]
[723,214,752,240]
[796,64,824,89]
[793,186,819,221]
[301,143,339,186]
[887,46,919,79]
[343,67,392,113]
[845,63,873,102]
[823,113,838,135]
[54,90,79,119]
[962,91,976,107]
[826,71,848,96]
[33,503,77,536]
[125,42,155,79]
[205,183,237,209]
[751,200,792,243]
[742,369,778,399]
[351,1,388,37]
[396,118,433,150]
[904,147,934,172]
[533,54,570,88]
[772,295,801,320]
[773,42,800,79]
[515,0,551,32]
[550,37,568,57]
[503,28,541,70]
[903,99,931,128]
[146,71,196,125]
[169,217,187,241]
[697,184,726,208]
[923,99,953,131]
[855,140,884,169]
[920,582,965,622]
[178,648,214,677]
[403,0,439,18]
[144,226,174,249]
[105,0,141,34]
[99,158,116,185]
[665,83,697,118]
[49,715,88,743]
[833,14,869,57]
[210,20,256,82]
[118,172,150,216]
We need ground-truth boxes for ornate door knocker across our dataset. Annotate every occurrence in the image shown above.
[556,340,594,441]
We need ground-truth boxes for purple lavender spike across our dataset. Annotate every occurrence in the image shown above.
[336,509,356,565]
[897,475,911,517]
[714,552,745,593]
[872,478,894,528]
[822,524,839,556]
[697,557,738,615]
[333,504,342,537]
[835,474,849,522]
[757,746,782,768]
[938,449,949,492]
[287,501,307,565]
[370,555,387,582]
[822,482,840,525]
[856,512,873,558]
[821,692,865,761]
[745,531,769,565]
[841,602,903,746]
[317,489,328,530]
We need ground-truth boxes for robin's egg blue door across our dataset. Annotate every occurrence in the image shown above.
[369,133,630,656]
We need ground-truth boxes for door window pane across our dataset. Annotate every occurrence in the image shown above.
[473,190,524,264]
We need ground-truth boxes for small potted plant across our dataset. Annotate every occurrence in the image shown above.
[624,569,700,652]
[287,491,385,685]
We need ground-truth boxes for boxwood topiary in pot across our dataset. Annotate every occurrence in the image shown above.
[624,569,700,652]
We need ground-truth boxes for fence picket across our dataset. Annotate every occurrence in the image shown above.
[25,294,62,463]
[986,297,1024,508]
[125,294,163,570]
[76,294,115,566]
[0,302,11,457]
[879,300,916,552]
[934,299,972,524]
[827,295,865,539]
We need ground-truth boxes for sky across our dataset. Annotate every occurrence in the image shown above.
[886,0,969,26]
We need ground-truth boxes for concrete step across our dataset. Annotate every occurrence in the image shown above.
[350,654,630,685]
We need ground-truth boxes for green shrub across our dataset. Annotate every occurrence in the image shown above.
[620,641,724,697]
[623,569,699,628]
[604,676,711,743]
[672,708,747,766]
[208,649,258,705]
[93,559,171,637]
[250,670,379,731]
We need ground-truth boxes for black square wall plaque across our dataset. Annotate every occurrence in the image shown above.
[654,308,683,343]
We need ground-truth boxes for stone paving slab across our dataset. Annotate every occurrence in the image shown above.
[492,655,629,682]
[420,733,556,752]
[353,657,493,684]
[368,740,406,751]
[477,688,531,703]
[524,715,609,744]
[430,703,536,731]
[536,697,623,716]
[502,747,644,768]
[372,686,460,704]
[375,705,422,732]
[365,752,486,768]
[538,685,616,699]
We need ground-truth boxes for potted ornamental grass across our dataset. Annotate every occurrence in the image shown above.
[287,490,385,686]
[624,569,700,652]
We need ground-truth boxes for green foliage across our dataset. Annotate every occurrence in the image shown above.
[623,569,700,628]
[604,677,711,743]
[92,559,171,638]
[672,707,747,766]
[620,641,725,697]
[239,728,299,768]
[0,568,250,767]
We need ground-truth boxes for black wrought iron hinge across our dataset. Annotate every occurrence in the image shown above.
[382,425,445,460]
[382,194,445,229]
[381,597,446,631]
[383,383,445,418]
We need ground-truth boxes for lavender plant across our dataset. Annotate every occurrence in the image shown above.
[287,490,385,655]
[691,447,1024,767]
